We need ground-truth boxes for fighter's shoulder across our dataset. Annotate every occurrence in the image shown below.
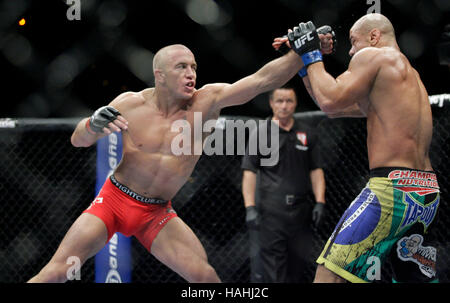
[109,89,148,110]
[350,47,402,72]
[359,46,404,62]
[193,83,230,105]
[196,83,228,95]
[350,47,383,65]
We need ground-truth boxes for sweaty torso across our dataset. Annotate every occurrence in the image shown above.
[358,47,433,171]
[111,87,221,200]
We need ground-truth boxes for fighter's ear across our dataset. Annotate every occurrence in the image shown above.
[268,96,276,110]
[369,28,381,46]
[154,69,165,84]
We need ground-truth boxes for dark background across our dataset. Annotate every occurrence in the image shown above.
[0,0,449,120]
[0,1,449,286]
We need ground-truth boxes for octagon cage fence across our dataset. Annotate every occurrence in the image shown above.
[0,94,449,283]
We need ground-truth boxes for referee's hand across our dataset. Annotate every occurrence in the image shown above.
[312,202,325,228]
[245,206,259,229]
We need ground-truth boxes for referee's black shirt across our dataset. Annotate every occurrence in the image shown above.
[241,117,321,197]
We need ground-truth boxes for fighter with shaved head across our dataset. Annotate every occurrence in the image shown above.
[28,40,334,282]
[284,13,441,283]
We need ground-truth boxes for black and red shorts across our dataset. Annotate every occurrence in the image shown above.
[83,175,178,252]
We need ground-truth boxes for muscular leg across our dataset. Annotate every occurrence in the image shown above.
[313,264,347,283]
[28,213,108,283]
[149,217,221,283]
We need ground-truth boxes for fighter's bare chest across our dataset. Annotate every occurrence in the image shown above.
[124,110,209,153]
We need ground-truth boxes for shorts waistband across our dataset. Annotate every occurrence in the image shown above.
[109,175,168,204]
[370,167,437,181]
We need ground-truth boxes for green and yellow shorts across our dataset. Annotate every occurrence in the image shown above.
[317,167,440,283]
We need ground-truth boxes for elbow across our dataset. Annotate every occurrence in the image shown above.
[311,90,335,114]
[325,112,340,119]
[317,98,337,114]
[322,104,341,118]
[317,94,346,115]
[70,134,78,147]
[70,136,82,148]
[71,134,89,148]
[322,103,345,119]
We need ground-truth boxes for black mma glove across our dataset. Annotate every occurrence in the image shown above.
[297,25,337,78]
[317,25,337,54]
[277,25,337,55]
[312,202,325,228]
[86,106,121,133]
[245,206,259,229]
[288,21,323,69]
[277,39,291,56]
[280,24,336,78]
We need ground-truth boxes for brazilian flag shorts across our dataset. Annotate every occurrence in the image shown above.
[317,167,440,283]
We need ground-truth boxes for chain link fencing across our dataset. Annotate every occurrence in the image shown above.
[0,97,449,283]
[0,119,97,282]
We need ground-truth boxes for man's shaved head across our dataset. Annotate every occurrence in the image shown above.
[351,13,395,38]
[153,44,193,71]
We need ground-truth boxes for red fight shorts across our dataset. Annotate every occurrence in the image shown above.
[83,175,178,252]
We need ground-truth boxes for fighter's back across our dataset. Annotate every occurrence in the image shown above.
[365,47,433,171]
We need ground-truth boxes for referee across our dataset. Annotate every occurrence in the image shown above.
[242,86,326,283]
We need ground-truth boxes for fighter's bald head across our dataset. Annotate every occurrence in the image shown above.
[351,13,395,39]
[153,44,193,71]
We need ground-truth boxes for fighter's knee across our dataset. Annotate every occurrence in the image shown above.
[190,264,220,283]
[314,264,346,283]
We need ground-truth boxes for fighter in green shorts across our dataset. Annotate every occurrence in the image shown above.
[277,13,440,282]
[317,167,440,283]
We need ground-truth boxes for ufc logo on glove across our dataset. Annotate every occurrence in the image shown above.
[294,32,314,48]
